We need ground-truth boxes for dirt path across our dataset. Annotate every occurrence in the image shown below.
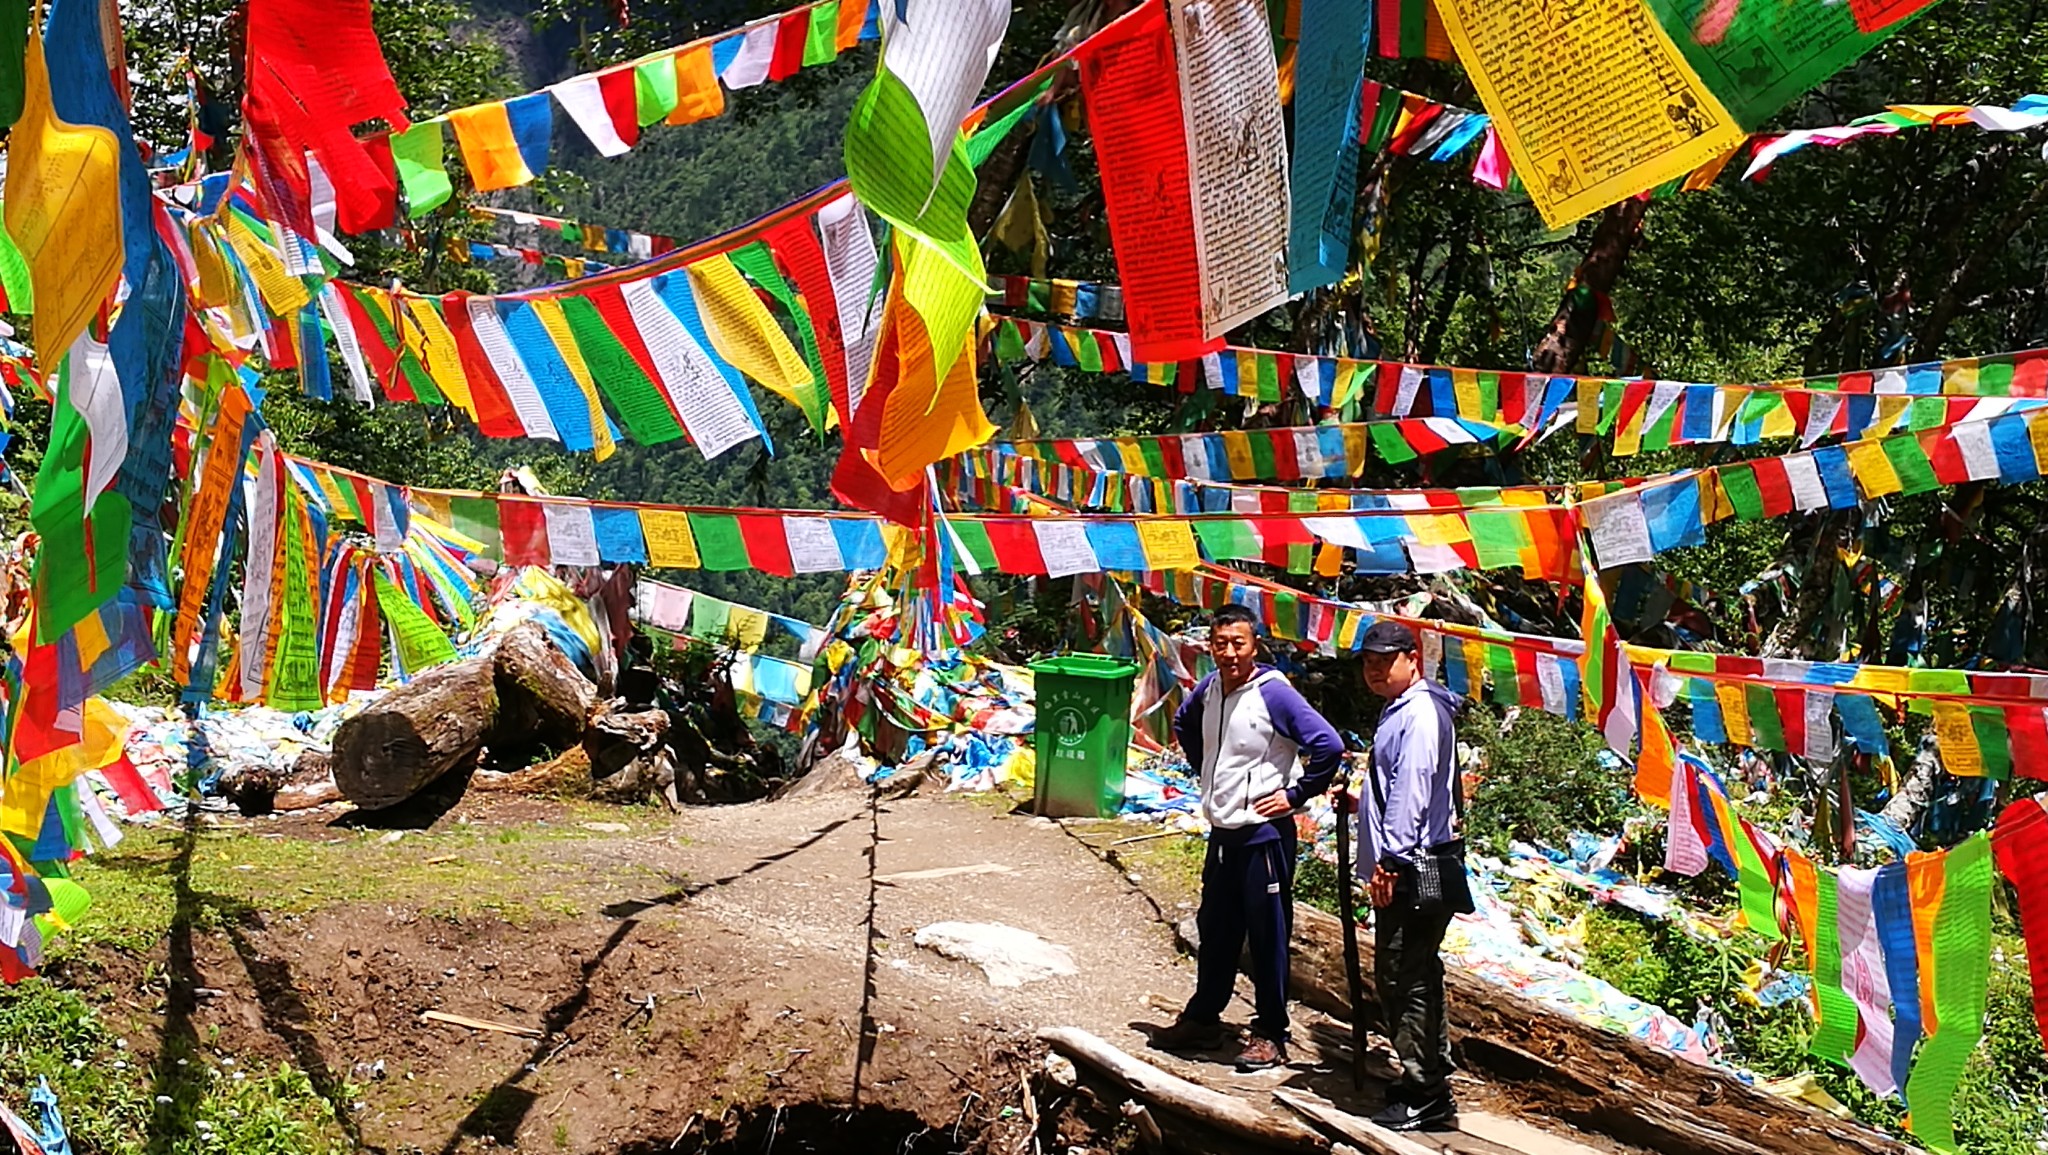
[39,786,1638,1154]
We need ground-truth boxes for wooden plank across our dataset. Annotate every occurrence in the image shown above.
[1039,1027,1328,1151]
[1273,1088,1438,1155]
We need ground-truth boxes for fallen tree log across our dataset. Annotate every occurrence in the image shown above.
[1286,905,1914,1155]
[1271,1090,1433,1155]
[331,623,595,811]
[1038,1027,1327,1152]
[331,655,498,811]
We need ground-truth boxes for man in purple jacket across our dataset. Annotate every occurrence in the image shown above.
[1358,620,1470,1131]
[1152,604,1344,1071]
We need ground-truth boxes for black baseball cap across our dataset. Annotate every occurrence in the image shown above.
[1359,620,1419,654]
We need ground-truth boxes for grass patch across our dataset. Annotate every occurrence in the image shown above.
[0,979,356,1155]
[57,814,670,959]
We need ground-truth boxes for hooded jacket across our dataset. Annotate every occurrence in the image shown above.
[1174,665,1344,846]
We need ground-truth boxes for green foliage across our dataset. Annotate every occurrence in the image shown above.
[1460,707,1636,856]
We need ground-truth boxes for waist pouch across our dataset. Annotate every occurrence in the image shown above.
[1395,839,1475,915]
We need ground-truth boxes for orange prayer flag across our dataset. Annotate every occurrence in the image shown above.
[448,102,534,191]
[668,44,726,126]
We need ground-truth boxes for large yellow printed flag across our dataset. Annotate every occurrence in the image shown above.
[3,23,121,360]
[1432,0,1745,228]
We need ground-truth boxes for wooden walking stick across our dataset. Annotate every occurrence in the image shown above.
[1334,780,1367,1090]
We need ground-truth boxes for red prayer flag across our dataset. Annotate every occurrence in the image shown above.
[597,67,641,150]
[440,293,524,437]
[1848,0,1938,32]
[1076,3,1218,363]
[1992,798,2048,1050]
[736,514,795,576]
[763,213,851,425]
[770,11,809,81]
[983,521,1047,574]
[2008,706,2048,778]
[1924,427,1968,486]
[2014,350,2047,397]
[1752,457,1795,517]
[242,0,409,233]
[99,755,162,814]
[498,499,551,566]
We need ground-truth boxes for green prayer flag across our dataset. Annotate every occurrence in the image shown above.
[634,56,679,125]
[1971,706,2013,780]
[690,594,732,638]
[1369,423,1417,464]
[375,572,458,677]
[1905,835,1994,1155]
[965,78,1054,168]
[1466,511,1527,570]
[1907,395,1947,432]
[804,1,841,66]
[30,355,131,642]
[557,296,685,444]
[1025,280,1050,312]
[451,496,501,558]
[1722,466,1765,521]
[1645,0,1921,129]
[948,519,997,571]
[1256,355,1280,402]
[1596,382,1626,434]
[266,490,323,711]
[347,286,441,403]
[1074,331,1103,373]
[1882,434,1940,495]
[0,0,24,129]
[1807,869,1861,1066]
[1286,490,1316,574]
[691,513,750,570]
[1193,519,1259,561]
[390,121,454,217]
[1745,683,1786,750]
[995,319,1023,363]
[0,200,33,311]
[1978,357,2015,395]
[1485,645,1520,707]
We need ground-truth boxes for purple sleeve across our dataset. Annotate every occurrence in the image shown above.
[1175,674,1213,769]
[1260,679,1344,807]
[1377,701,1444,865]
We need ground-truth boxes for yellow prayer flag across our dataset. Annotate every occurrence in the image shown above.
[1432,0,1744,227]
[688,253,817,407]
[526,298,616,461]
[1942,358,1979,395]
[727,606,770,650]
[1220,431,1256,478]
[1844,438,1902,498]
[403,298,479,420]
[1758,397,1798,440]
[1576,377,1601,434]
[220,213,311,315]
[4,26,120,361]
[1451,368,1482,420]
[1930,702,1983,776]
[1136,519,1199,569]
[0,695,127,838]
[1715,681,1752,747]
[639,509,701,568]
[1341,423,1369,475]
[1870,396,1911,438]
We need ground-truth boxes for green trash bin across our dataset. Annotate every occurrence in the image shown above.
[1031,654,1140,819]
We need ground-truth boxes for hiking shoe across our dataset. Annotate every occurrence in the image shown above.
[1232,1035,1288,1072]
[1149,1016,1232,1053]
[1370,1092,1457,1132]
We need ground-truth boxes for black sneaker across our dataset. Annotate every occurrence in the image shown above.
[1369,1092,1457,1132]
[1149,1016,1232,1053]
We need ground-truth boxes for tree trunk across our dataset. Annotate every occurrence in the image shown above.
[1286,905,1914,1155]
[1876,732,1942,833]
[331,655,500,811]
[490,622,597,762]
[1529,199,1649,375]
[1916,177,2048,354]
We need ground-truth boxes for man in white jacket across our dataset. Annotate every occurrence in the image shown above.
[1151,604,1344,1070]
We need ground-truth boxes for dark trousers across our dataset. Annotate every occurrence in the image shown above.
[1375,903,1455,1100]
[1184,828,1295,1041]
